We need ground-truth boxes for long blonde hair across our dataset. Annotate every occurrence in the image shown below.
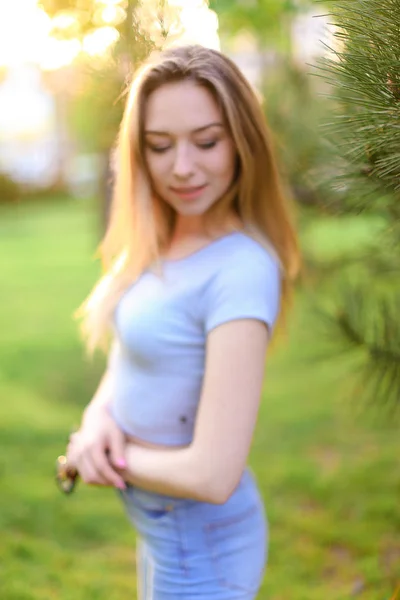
[79,44,300,353]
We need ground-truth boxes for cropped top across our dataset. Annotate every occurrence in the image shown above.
[109,232,281,446]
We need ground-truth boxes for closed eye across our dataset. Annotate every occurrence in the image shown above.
[146,145,171,154]
[146,140,218,153]
[197,141,218,150]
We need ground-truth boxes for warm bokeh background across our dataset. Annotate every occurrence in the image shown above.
[0,1,399,599]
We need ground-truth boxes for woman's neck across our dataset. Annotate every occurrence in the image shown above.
[172,213,242,243]
[164,214,243,261]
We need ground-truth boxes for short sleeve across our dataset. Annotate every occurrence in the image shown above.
[204,251,281,334]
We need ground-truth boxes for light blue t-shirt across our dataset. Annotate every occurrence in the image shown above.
[109,232,281,446]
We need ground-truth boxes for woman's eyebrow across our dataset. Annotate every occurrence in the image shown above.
[144,122,224,136]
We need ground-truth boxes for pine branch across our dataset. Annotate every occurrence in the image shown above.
[318,281,400,411]
[313,0,400,201]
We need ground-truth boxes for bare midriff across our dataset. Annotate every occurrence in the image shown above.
[124,433,189,451]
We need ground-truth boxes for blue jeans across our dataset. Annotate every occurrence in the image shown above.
[118,468,268,599]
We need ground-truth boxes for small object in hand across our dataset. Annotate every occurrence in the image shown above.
[55,455,79,495]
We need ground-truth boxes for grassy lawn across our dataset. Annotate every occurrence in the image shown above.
[0,199,398,600]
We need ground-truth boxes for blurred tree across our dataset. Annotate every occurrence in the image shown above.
[39,1,318,204]
[38,0,184,56]
[261,61,334,208]
[209,0,310,53]
[0,172,21,204]
[313,0,400,411]
[208,0,334,209]
[38,0,183,226]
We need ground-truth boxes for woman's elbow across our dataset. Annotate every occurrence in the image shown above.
[196,467,240,505]
[189,447,242,504]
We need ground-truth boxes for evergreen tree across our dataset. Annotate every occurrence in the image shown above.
[314,0,400,411]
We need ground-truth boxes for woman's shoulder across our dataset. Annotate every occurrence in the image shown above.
[217,230,280,272]
[203,231,282,332]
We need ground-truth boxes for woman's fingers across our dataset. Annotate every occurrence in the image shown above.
[67,434,121,487]
[65,421,128,489]
[66,436,80,468]
[93,446,127,489]
[108,429,128,471]
[84,446,126,489]
[79,455,110,486]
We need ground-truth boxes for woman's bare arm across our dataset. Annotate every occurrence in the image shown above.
[68,369,128,489]
[118,319,269,503]
[81,370,112,419]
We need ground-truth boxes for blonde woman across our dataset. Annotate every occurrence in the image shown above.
[66,44,300,599]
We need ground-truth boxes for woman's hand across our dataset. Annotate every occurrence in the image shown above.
[66,406,127,490]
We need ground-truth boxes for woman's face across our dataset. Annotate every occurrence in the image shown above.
[143,80,236,221]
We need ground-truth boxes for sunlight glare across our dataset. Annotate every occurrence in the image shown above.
[94,4,126,26]
[0,0,219,70]
[40,38,81,71]
[0,0,52,67]
[101,5,118,24]
[135,0,219,50]
[169,0,219,49]
[94,0,127,4]
[52,11,78,31]
[82,27,120,57]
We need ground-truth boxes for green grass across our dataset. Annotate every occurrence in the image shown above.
[0,200,399,600]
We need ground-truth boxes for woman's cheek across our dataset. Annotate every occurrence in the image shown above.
[148,156,170,183]
[209,154,235,180]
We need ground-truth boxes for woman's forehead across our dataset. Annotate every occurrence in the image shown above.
[144,80,223,134]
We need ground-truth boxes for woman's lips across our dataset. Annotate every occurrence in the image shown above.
[170,184,207,201]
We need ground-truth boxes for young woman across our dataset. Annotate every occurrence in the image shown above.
[66,44,300,599]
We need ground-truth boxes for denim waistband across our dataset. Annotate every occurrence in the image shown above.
[121,467,258,513]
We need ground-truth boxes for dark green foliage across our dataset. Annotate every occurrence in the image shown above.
[319,277,400,411]
[261,62,335,208]
[309,0,400,410]
[315,0,400,201]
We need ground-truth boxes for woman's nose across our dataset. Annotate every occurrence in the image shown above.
[172,144,195,179]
